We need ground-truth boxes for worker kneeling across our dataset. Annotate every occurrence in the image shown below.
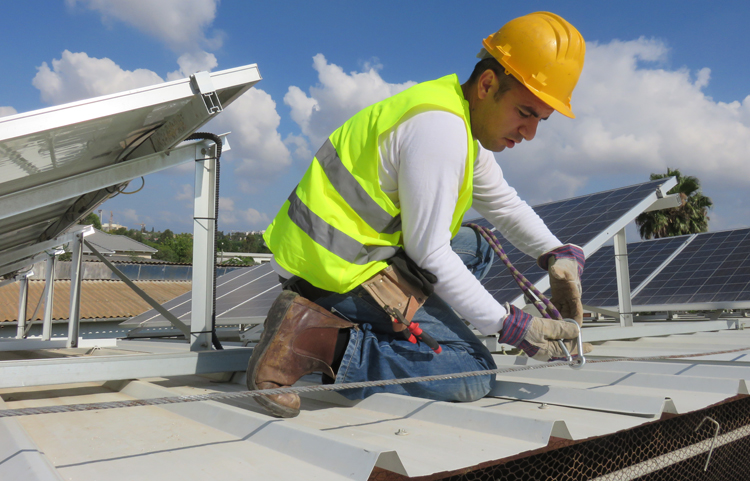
[247,12,593,418]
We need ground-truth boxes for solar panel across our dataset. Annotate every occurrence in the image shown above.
[121,263,280,329]
[581,235,690,307]
[0,65,261,266]
[632,228,750,308]
[474,179,670,306]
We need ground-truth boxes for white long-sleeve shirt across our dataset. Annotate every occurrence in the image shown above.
[272,110,561,334]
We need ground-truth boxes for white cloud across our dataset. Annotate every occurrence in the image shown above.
[284,133,312,161]
[218,196,269,229]
[496,37,750,225]
[284,54,417,148]
[167,51,218,81]
[120,208,139,224]
[211,87,293,192]
[218,197,237,224]
[175,184,194,202]
[66,0,220,52]
[242,207,270,227]
[0,106,17,117]
[33,50,163,104]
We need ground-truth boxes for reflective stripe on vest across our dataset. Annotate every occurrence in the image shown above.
[287,188,399,264]
[264,74,477,293]
[314,139,402,235]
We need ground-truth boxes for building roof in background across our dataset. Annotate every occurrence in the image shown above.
[82,228,157,255]
[0,279,191,322]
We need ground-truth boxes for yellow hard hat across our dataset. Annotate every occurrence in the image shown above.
[480,12,585,118]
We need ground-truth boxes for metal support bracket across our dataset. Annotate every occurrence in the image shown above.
[614,228,634,327]
[191,141,218,351]
[84,240,190,337]
[191,71,223,115]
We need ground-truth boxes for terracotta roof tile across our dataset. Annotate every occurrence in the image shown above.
[0,280,192,322]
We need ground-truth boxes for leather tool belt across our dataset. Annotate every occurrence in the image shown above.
[361,265,442,353]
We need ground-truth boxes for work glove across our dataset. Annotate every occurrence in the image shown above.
[498,304,592,361]
[538,244,585,326]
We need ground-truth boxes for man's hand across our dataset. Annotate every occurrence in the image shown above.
[498,304,592,361]
[538,244,585,326]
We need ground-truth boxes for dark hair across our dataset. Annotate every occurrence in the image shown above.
[465,57,521,99]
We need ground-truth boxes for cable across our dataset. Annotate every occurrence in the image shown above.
[115,176,146,195]
[185,133,224,351]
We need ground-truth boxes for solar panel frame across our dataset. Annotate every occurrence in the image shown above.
[475,178,676,307]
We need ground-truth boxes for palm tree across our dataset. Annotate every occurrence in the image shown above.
[635,168,713,239]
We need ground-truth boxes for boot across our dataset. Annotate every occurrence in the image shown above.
[247,290,354,418]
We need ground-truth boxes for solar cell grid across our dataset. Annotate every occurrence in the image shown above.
[580,235,689,307]
[632,228,750,307]
[122,263,279,327]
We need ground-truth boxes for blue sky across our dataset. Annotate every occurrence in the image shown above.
[2,1,749,239]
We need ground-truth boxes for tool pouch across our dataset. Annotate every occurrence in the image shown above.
[361,264,428,332]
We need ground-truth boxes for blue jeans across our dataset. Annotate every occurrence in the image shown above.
[314,226,497,402]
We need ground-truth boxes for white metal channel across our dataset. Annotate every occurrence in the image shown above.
[0,135,229,221]
[0,65,260,147]
[0,346,252,389]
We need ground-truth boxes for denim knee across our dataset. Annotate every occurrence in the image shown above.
[451,226,494,281]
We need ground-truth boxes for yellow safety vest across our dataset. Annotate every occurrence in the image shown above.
[264,74,478,293]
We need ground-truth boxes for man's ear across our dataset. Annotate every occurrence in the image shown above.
[476,69,498,101]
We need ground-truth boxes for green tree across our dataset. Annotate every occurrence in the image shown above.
[635,168,713,239]
[161,229,174,243]
[81,212,102,230]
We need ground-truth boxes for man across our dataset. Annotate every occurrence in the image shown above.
[248,11,590,418]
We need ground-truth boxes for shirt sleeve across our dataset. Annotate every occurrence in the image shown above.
[386,111,507,334]
[472,145,562,258]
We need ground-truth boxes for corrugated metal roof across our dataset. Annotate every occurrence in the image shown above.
[1,326,749,480]
[0,279,191,321]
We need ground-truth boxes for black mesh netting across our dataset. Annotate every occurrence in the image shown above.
[370,395,750,481]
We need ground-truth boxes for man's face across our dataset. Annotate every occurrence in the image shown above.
[470,72,555,152]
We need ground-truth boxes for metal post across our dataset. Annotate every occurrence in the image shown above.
[191,142,217,351]
[613,228,634,327]
[67,233,84,348]
[15,273,30,339]
[42,251,57,340]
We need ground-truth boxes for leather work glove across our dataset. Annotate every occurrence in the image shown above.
[538,244,585,326]
[498,304,593,361]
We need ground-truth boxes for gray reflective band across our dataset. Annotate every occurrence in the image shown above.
[288,190,398,265]
[315,140,401,235]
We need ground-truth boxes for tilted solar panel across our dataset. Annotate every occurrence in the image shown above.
[632,228,750,308]
[581,235,690,307]
[121,263,280,328]
[475,179,668,305]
